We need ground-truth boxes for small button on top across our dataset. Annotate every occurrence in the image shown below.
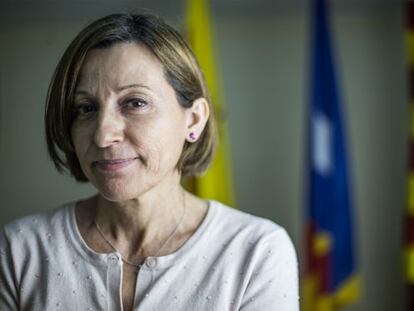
[108,254,119,264]
[146,257,156,268]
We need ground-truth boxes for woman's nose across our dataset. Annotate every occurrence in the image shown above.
[93,108,124,148]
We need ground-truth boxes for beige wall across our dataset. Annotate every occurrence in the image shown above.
[0,1,407,310]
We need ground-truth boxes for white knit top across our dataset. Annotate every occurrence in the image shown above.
[0,200,299,310]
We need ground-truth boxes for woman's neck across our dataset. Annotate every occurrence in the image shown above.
[75,175,209,265]
[93,184,186,257]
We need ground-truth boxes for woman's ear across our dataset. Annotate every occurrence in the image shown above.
[185,97,210,143]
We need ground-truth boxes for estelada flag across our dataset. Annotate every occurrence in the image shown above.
[302,0,359,310]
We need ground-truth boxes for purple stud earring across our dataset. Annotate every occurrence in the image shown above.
[189,132,196,141]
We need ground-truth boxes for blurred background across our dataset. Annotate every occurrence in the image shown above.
[0,0,408,310]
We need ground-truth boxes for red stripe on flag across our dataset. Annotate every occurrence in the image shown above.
[408,2,414,29]
[315,248,332,293]
[406,214,414,245]
[304,221,333,294]
[407,284,414,310]
[410,140,414,170]
[305,221,317,273]
[409,70,414,98]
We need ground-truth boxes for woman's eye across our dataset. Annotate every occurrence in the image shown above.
[75,103,97,116]
[124,98,148,110]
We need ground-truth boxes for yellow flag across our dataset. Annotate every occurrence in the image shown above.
[185,0,235,206]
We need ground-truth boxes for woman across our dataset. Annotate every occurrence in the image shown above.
[0,14,298,310]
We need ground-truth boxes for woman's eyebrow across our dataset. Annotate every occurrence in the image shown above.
[116,83,151,92]
[74,84,151,96]
[75,83,151,96]
[74,90,91,96]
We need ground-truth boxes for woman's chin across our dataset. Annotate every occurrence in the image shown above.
[99,191,135,203]
[93,182,142,202]
[89,172,170,202]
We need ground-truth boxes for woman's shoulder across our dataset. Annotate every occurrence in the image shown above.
[205,200,297,279]
[210,200,284,231]
[1,201,75,243]
[208,200,294,247]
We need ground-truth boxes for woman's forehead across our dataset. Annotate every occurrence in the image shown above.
[76,42,166,91]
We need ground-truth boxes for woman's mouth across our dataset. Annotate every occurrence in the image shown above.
[93,158,138,172]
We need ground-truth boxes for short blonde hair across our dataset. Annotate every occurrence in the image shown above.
[45,13,216,181]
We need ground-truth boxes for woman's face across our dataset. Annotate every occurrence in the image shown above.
[71,42,188,201]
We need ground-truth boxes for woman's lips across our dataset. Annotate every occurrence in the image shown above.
[94,158,138,171]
